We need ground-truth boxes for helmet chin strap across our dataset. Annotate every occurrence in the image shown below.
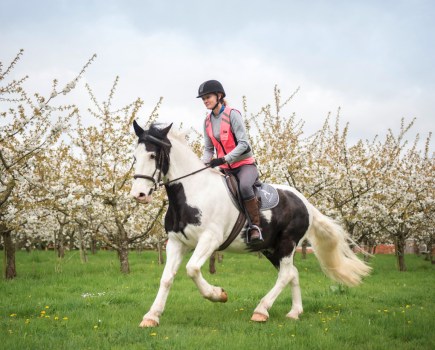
[211,93,222,113]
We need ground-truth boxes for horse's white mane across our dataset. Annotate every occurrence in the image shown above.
[167,127,222,175]
[168,128,189,143]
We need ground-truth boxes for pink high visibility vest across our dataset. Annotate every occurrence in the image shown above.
[205,106,255,169]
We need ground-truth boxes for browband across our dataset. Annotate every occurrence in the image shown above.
[145,135,171,148]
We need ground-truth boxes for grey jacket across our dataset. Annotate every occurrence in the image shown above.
[202,108,254,164]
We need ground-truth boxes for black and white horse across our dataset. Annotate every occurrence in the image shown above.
[130,122,371,327]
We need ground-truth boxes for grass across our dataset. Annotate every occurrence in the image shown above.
[1,250,434,350]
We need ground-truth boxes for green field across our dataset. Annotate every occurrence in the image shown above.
[1,251,434,350]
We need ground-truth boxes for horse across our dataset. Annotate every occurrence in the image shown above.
[130,121,371,327]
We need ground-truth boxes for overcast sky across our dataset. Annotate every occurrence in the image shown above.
[1,0,434,148]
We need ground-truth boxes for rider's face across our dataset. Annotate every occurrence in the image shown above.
[201,94,218,110]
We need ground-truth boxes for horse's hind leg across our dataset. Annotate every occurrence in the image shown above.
[286,263,303,319]
[251,253,302,322]
[186,236,228,302]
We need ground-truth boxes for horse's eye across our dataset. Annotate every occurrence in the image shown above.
[150,154,156,159]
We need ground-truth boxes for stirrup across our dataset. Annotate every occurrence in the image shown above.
[248,225,263,243]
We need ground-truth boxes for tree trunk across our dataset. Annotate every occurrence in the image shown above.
[114,217,130,274]
[68,230,75,251]
[157,240,164,265]
[58,236,65,259]
[119,244,130,274]
[426,237,433,263]
[395,235,407,272]
[54,229,58,256]
[78,225,88,263]
[90,236,97,255]
[301,239,308,259]
[2,230,17,279]
[57,224,65,259]
[209,251,217,274]
[364,239,374,262]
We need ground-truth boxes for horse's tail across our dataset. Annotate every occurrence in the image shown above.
[306,206,371,287]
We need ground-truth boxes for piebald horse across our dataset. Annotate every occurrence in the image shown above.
[130,122,371,327]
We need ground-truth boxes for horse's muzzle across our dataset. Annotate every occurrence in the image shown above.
[134,194,153,204]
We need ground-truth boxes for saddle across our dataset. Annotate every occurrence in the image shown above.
[217,172,279,251]
[223,173,279,212]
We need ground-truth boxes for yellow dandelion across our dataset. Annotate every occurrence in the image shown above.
[291,334,295,337]
[45,315,50,319]
[45,306,50,309]
[318,311,322,314]
[239,308,244,311]
[150,332,157,336]
[407,320,412,324]
[63,317,68,320]
[10,314,17,317]
[94,325,98,329]
[405,305,410,308]
[25,319,30,324]
[40,310,46,315]
[54,316,59,320]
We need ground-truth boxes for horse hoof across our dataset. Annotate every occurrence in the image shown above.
[286,310,302,320]
[139,319,159,328]
[220,289,228,303]
[251,312,268,322]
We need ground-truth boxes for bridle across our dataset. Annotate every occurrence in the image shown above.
[133,135,211,195]
[133,144,166,195]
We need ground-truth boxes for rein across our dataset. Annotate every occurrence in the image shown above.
[134,164,212,192]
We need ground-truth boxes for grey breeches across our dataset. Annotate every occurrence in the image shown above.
[228,164,259,200]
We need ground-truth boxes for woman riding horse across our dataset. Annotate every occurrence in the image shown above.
[198,80,262,242]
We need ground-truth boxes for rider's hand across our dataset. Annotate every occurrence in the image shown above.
[209,157,226,168]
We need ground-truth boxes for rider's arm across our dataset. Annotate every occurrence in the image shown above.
[201,121,215,164]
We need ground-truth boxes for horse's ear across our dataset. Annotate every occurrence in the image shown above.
[133,120,145,137]
[161,123,173,136]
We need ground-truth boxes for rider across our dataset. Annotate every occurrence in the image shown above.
[197,80,263,242]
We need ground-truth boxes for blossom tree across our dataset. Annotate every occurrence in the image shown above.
[0,50,95,278]
[371,122,433,270]
[69,78,166,273]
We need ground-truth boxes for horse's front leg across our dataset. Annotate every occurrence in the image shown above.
[140,238,188,328]
[186,235,228,302]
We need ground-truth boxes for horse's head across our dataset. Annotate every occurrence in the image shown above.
[130,121,173,204]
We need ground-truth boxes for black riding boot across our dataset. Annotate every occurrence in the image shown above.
[244,197,263,242]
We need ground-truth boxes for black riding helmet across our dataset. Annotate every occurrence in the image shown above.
[197,80,226,98]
